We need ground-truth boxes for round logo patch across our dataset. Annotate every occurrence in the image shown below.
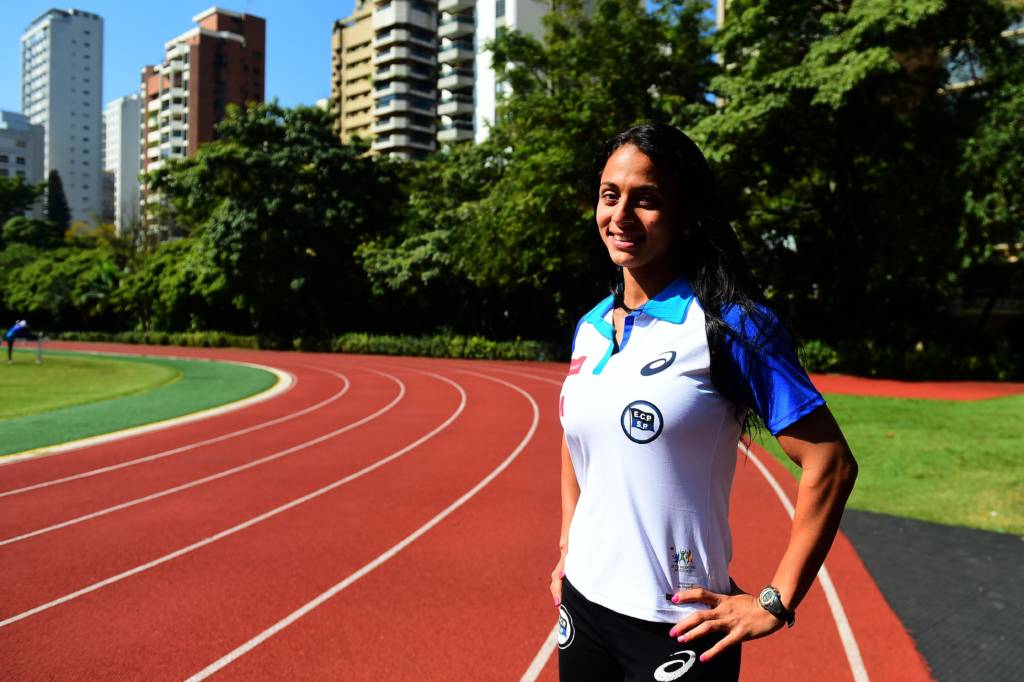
[621,400,664,444]
[640,351,677,376]
[556,604,575,649]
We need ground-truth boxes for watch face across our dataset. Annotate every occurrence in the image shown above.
[759,588,775,607]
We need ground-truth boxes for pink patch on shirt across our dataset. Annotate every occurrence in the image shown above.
[568,356,586,376]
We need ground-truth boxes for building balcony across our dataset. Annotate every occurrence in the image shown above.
[373,2,436,33]
[374,97,436,117]
[437,122,474,143]
[439,0,475,13]
[375,63,436,83]
[438,45,474,66]
[372,133,437,154]
[438,95,473,116]
[438,70,474,91]
[438,15,474,39]
[373,45,437,67]
[372,116,435,135]
[374,28,437,52]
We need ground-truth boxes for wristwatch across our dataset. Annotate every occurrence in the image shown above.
[758,586,795,628]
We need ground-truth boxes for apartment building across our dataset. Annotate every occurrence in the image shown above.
[0,111,45,218]
[140,7,265,178]
[331,0,375,142]
[102,95,141,234]
[21,8,104,225]
[332,0,439,159]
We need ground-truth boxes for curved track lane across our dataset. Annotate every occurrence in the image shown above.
[0,343,931,681]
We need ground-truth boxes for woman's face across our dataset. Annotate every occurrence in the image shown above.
[596,144,681,278]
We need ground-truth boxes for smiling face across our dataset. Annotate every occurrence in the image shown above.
[596,144,682,282]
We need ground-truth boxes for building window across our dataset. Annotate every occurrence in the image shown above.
[16,170,25,178]
[497,0,505,18]
[16,157,25,165]
[0,169,7,177]
[0,155,7,163]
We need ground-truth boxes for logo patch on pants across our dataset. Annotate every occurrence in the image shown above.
[653,650,697,680]
[620,400,664,444]
[556,604,575,649]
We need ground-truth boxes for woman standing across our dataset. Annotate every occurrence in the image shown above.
[553,124,858,681]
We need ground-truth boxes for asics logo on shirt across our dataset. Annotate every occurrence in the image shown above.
[640,351,677,376]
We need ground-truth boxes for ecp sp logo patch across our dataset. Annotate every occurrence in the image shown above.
[557,604,575,649]
[621,400,663,444]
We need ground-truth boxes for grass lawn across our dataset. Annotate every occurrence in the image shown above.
[1,351,180,419]
[0,350,277,457]
[755,393,1024,536]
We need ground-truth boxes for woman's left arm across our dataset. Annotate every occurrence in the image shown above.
[669,404,858,661]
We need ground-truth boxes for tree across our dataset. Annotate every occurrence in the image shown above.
[0,176,44,230]
[359,0,718,338]
[692,0,1023,349]
[146,102,402,336]
[45,170,71,233]
[2,216,62,249]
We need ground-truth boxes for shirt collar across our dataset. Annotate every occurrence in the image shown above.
[581,277,695,336]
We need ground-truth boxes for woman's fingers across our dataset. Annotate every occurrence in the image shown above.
[671,587,723,606]
[698,631,744,663]
[550,565,565,606]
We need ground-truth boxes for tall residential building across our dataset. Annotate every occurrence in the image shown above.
[21,8,104,225]
[332,0,439,159]
[102,95,141,234]
[331,0,375,142]
[437,0,475,144]
[0,111,45,218]
[140,7,265,179]
[467,0,547,143]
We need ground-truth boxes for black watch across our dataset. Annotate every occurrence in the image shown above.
[757,586,795,628]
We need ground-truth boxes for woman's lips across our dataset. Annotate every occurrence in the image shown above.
[610,233,643,249]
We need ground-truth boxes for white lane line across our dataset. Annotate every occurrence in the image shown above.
[0,365,346,498]
[183,370,538,681]
[738,441,869,682]
[0,358,296,466]
[0,370,467,630]
[0,369,400,547]
[520,624,559,682]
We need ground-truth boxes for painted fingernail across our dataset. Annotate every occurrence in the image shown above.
[671,595,680,603]
[668,628,677,637]
[559,570,564,578]
[677,635,687,643]
[554,597,560,607]
[699,654,709,663]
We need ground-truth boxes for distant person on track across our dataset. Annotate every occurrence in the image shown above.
[552,124,858,681]
[5,319,29,364]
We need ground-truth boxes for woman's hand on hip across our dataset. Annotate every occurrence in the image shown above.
[667,588,784,661]
[550,553,567,607]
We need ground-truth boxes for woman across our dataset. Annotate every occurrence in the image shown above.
[553,124,858,681]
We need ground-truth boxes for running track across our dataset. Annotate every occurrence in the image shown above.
[0,342,937,681]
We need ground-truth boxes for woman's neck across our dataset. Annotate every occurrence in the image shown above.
[621,264,678,310]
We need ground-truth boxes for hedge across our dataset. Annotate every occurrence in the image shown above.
[51,329,556,362]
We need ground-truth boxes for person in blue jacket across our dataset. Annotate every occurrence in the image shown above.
[5,319,29,363]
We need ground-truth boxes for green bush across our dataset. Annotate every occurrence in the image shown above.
[798,340,841,373]
[52,329,555,361]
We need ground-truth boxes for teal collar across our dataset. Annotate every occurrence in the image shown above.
[582,277,695,333]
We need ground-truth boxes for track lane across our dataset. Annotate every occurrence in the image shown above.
[0,366,528,678]
[0,365,436,621]
[207,367,560,681]
[0,367,395,545]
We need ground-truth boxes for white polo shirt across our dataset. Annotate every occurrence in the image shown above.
[559,277,824,623]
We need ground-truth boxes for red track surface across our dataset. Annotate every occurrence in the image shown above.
[0,342,937,681]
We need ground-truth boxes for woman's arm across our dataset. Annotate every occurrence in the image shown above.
[669,405,858,659]
[551,435,581,607]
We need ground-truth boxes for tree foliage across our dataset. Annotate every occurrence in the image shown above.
[147,102,402,336]
[0,176,44,231]
[45,170,71,232]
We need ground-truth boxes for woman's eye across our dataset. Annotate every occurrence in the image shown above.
[601,192,618,203]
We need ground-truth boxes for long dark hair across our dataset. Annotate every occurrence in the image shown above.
[594,123,776,426]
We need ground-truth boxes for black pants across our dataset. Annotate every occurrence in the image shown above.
[558,578,741,682]
[6,339,12,361]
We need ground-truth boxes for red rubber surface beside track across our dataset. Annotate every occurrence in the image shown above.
[0,343,937,681]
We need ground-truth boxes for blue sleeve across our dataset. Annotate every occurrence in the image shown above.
[721,304,825,435]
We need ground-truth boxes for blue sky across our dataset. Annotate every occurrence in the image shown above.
[0,1,357,112]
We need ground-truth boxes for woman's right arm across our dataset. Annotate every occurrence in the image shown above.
[551,435,580,607]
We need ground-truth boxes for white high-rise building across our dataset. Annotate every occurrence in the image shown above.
[437,0,548,144]
[21,8,104,226]
[0,111,45,218]
[102,95,141,234]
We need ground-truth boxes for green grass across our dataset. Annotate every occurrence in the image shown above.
[1,352,181,419]
[755,393,1024,536]
[0,351,277,457]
